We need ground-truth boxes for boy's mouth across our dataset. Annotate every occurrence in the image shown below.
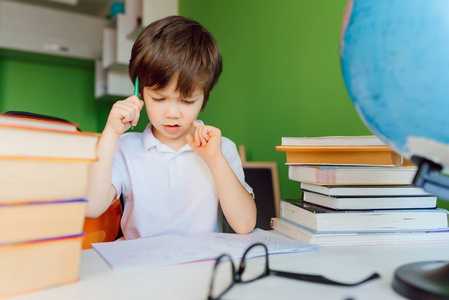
[163,124,180,134]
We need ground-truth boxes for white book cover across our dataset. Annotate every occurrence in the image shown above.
[300,182,431,197]
[302,190,437,210]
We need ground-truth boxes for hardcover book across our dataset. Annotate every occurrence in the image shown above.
[0,113,78,132]
[300,182,431,197]
[276,144,412,166]
[0,234,83,297]
[0,199,87,244]
[289,165,417,185]
[0,121,99,159]
[280,199,448,232]
[281,135,386,146]
[0,157,93,202]
[302,190,437,210]
[271,218,449,246]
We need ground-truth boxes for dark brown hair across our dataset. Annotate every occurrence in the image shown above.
[129,15,222,110]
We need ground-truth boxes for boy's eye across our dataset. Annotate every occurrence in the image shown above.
[153,98,165,102]
[182,100,195,105]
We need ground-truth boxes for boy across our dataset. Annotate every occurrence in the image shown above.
[86,16,256,239]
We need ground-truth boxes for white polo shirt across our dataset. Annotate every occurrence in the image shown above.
[111,122,253,240]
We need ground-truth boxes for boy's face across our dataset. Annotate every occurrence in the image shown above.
[143,81,204,149]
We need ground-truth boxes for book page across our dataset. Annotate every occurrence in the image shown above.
[92,229,315,271]
[188,229,315,258]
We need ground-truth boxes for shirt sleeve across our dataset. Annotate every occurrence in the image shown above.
[221,137,254,197]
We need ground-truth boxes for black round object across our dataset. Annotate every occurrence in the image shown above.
[392,261,449,300]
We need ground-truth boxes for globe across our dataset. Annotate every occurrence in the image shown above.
[340,0,449,170]
[340,1,449,298]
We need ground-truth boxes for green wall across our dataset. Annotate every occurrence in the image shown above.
[0,50,100,132]
[179,0,371,199]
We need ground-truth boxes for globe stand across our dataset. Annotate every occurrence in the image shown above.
[392,156,449,300]
[411,156,449,200]
[392,261,449,300]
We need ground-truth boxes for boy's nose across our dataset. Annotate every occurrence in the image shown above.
[165,102,181,118]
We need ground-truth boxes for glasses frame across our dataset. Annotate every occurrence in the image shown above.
[208,242,380,300]
[208,243,269,300]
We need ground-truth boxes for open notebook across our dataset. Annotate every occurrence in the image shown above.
[92,229,315,271]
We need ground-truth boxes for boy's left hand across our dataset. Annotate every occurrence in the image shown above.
[186,120,222,160]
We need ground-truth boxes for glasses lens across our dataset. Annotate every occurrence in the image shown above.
[240,244,268,282]
[210,256,234,299]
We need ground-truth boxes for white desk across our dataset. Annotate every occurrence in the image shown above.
[15,242,449,300]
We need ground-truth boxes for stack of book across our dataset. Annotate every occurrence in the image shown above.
[273,135,449,246]
[0,113,99,297]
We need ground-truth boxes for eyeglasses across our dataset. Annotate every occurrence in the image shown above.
[207,243,380,300]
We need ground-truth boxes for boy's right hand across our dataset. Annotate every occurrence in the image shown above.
[105,95,144,135]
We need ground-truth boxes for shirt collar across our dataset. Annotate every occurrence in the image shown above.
[142,123,160,150]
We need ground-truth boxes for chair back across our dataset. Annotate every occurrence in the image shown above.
[82,199,122,249]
